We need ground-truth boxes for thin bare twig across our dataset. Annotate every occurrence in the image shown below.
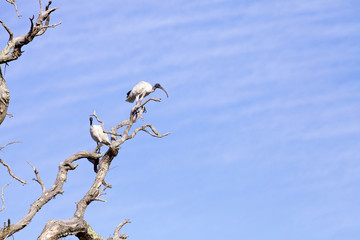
[37,21,62,36]
[39,0,43,12]
[0,141,21,152]
[0,159,27,184]
[27,161,46,194]
[90,110,105,126]
[112,219,131,240]
[5,0,21,18]
[127,124,171,140]
[0,20,13,41]
[0,141,26,184]
[139,97,162,108]
[0,183,10,212]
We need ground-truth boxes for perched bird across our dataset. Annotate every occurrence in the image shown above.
[126,81,168,104]
[89,117,110,172]
[89,117,110,151]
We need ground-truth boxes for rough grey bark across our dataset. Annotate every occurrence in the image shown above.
[0,67,10,125]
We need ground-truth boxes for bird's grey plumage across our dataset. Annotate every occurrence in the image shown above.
[126,81,168,103]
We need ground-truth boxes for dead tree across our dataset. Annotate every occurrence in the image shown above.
[0,0,61,125]
[0,1,170,239]
[1,98,170,239]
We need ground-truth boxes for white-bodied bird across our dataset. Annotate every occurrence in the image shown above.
[126,81,168,104]
[89,117,110,151]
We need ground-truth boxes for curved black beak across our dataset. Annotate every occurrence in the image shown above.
[158,85,169,98]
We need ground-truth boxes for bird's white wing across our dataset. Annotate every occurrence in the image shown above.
[91,125,110,145]
[132,81,152,95]
[126,81,152,103]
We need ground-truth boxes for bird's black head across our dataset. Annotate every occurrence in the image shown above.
[154,83,169,98]
[89,117,93,125]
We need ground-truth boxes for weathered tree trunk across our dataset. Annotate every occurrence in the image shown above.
[0,67,10,125]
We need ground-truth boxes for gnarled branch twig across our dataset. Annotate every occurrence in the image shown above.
[111,219,131,240]
[0,183,10,213]
[5,0,21,18]
[0,1,60,64]
[0,20,13,41]
[0,141,20,151]
[27,161,46,194]
[0,158,27,185]
[127,123,171,140]
[0,141,26,184]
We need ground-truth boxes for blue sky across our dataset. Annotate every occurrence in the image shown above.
[1,0,360,239]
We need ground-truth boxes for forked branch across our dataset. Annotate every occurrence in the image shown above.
[38,95,169,239]
[0,0,61,125]
[0,151,102,239]
[127,123,171,140]
[111,219,131,240]
[27,161,46,194]
[0,0,61,64]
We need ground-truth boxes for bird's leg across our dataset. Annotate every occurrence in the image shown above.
[87,158,99,173]
[139,93,146,104]
[95,143,101,153]
[93,158,99,173]
[139,106,146,120]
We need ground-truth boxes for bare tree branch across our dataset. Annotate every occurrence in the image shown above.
[0,20,13,41]
[0,1,170,238]
[0,141,26,185]
[37,147,118,239]
[0,141,20,151]
[38,98,169,239]
[38,218,106,240]
[0,67,10,125]
[127,123,171,140]
[0,1,60,125]
[0,151,102,239]
[5,0,21,18]
[27,161,46,194]
[0,183,10,213]
[0,3,60,64]
[111,97,169,148]
[110,219,131,240]
[0,159,26,185]
[38,0,43,12]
